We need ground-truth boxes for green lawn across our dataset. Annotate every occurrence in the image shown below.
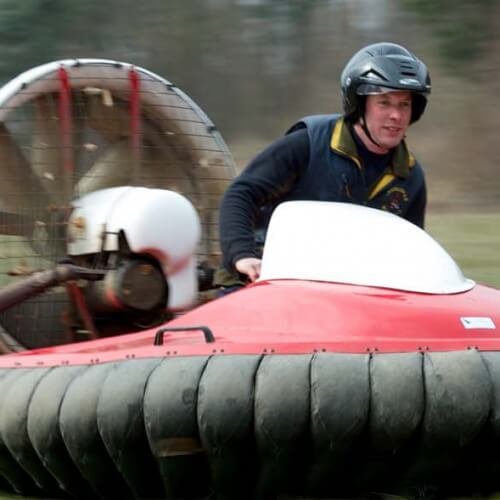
[426,212,500,289]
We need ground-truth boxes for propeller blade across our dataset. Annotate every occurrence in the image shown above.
[76,138,132,195]
[31,96,70,201]
[85,90,130,143]
[0,123,53,235]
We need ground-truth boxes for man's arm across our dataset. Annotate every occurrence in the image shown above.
[219,128,310,273]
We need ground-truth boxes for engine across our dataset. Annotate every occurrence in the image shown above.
[66,186,201,335]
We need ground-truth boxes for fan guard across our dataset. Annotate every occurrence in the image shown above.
[0,58,236,350]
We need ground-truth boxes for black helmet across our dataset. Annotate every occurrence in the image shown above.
[341,42,431,124]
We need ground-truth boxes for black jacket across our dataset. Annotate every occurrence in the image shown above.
[219,114,427,271]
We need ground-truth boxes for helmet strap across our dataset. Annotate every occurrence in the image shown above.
[360,114,384,150]
[354,96,384,150]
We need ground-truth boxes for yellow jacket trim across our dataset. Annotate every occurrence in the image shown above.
[368,173,396,200]
[330,118,362,169]
[330,117,415,178]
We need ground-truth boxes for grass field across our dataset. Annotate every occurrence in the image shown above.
[426,212,500,289]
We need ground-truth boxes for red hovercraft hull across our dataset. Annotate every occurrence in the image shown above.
[6,279,500,362]
[1,279,500,499]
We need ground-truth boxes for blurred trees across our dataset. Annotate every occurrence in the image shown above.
[402,0,496,69]
[0,0,498,207]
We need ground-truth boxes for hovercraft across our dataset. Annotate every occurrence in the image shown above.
[0,61,498,500]
[0,199,498,499]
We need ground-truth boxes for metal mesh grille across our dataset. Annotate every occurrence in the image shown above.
[0,60,236,348]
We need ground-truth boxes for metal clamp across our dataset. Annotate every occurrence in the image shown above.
[154,326,215,345]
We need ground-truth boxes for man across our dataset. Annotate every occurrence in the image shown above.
[218,42,431,285]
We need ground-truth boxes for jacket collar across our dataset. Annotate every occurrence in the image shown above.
[330,117,415,178]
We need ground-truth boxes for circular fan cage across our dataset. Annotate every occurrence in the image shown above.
[0,58,237,350]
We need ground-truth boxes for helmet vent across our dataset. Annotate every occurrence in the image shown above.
[362,69,387,81]
[398,61,417,76]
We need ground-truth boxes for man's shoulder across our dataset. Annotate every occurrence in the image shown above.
[286,113,342,135]
[408,153,425,173]
[403,155,426,189]
[410,159,426,180]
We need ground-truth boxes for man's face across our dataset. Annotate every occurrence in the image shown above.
[364,91,412,150]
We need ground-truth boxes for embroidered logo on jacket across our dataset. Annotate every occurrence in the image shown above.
[382,187,409,215]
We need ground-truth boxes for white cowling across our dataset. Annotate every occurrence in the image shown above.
[67,186,201,310]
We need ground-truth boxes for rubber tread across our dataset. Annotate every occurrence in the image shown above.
[0,351,497,498]
[197,354,262,500]
[308,353,370,495]
[0,367,59,494]
[254,354,312,498]
[0,368,40,495]
[97,358,164,499]
[364,352,424,495]
[59,363,133,500]
[423,350,491,448]
[401,349,492,493]
[144,355,210,499]
[369,352,424,451]
[27,365,97,499]
[482,351,500,436]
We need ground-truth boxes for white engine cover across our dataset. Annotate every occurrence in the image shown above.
[67,186,201,310]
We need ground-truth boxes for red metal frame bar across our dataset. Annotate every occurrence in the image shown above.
[129,66,141,183]
[58,65,74,202]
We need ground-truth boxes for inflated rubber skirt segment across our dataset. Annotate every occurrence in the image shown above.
[0,349,499,499]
